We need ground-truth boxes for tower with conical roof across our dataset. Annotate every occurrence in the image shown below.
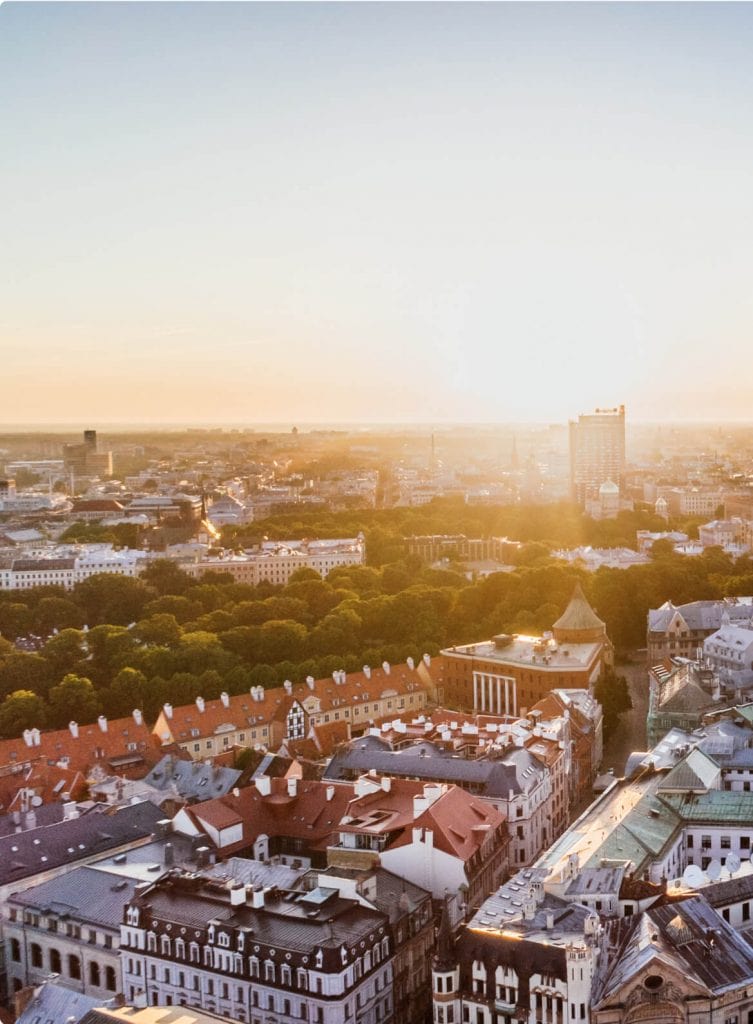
[552,583,608,646]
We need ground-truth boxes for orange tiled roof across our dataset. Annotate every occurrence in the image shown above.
[184,778,355,855]
[0,715,161,780]
[156,657,447,745]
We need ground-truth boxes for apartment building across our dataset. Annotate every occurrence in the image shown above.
[152,657,445,761]
[183,536,366,585]
[120,871,395,1024]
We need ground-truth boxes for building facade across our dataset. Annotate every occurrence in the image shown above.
[120,872,395,1024]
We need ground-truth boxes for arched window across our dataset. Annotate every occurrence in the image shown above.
[105,966,117,991]
[296,968,307,989]
[147,933,157,952]
[281,964,292,986]
[89,962,101,987]
[49,948,62,973]
[218,932,230,948]
[189,943,200,963]
[161,935,171,956]
[175,938,185,959]
[265,961,275,983]
[30,943,42,968]
[68,954,81,981]
[10,938,21,963]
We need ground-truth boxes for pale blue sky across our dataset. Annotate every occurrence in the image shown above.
[2,2,753,424]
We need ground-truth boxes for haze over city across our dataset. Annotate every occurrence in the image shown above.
[4,2,753,424]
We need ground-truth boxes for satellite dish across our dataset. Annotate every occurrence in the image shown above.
[31,796,43,807]
[707,859,722,881]
[683,865,705,888]
[725,853,741,876]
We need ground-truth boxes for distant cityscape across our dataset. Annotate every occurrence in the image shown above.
[2,413,753,1024]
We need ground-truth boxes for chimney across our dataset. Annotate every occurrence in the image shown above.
[196,696,205,713]
[382,661,391,675]
[283,680,293,695]
[24,810,37,831]
[423,653,431,666]
[98,715,108,733]
[163,703,173,720]
[546,912,555,930]
[69,721,79,739]
[229,883,246,906]
[326,785,335,802]
[132,708,143,727]
[287,777,298,797]
[381,777,391,792]
[306,675,315,690]
[62,801,79,821]
[30,728,41,746]
[22,729,33,748]
[156,819,172,838]
[407,656,415,671]
[220,692,230,708]
[523,897,536,921]
[164,842,174,867]
[196,846,210,869]
[363,665,371,679]
[255,776,271,796]
[251,886,265,909]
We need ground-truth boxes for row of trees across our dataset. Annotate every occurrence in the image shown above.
[0,499,747,739]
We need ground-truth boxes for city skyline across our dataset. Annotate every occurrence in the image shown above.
[4,2,753,424]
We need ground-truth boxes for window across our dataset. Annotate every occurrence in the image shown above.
[68,954,82,980]
[105,966,117,991]
[89,962,101,987]
[10,938,21,963]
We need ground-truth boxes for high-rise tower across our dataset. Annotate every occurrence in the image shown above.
[569,405,625,507]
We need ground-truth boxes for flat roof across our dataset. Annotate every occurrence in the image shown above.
[442,635,601,671]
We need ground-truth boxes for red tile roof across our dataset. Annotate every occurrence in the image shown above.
[0,715,162,786]
[183,778,355,856]
[155,657,447,745]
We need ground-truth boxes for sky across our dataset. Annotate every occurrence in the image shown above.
[2,2,753,426]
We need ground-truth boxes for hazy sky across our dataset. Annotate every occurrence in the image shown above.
[3,2,753,425]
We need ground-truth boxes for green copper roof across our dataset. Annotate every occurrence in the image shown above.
[552,583,605,632]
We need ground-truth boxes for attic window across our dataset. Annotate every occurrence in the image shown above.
[644,976,663,991]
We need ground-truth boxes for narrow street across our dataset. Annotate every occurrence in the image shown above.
[601,654,650,776]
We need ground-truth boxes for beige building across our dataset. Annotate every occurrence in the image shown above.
[152,657,446,760]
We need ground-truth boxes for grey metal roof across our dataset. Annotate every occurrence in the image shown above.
[129,874,388,970]
[16,981,103,1024]
[0,801,163,887]
[649,599,753,634]
[323,736,545,796]
[314,865,432,924]
[144,754,242,800]
[596,895,753,1002]
[8,865,141,928]
[0,800,70,838]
